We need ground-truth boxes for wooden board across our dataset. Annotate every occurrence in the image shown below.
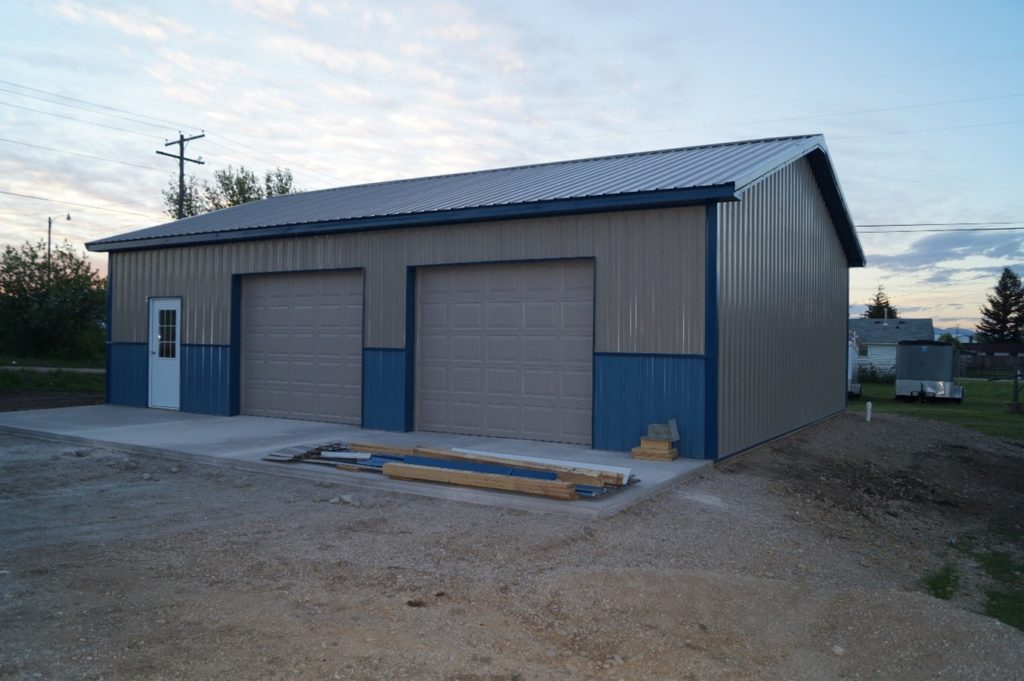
[453,448,632,484]
[640,437,673,451]
[415,447,617,487]
[348,442,417,456]
[382,462,578,500]
[631,447,679,461]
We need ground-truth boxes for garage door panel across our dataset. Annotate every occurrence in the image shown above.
[450,335,484,360]
[524,301,557,329]
[241,271,362,425]
[485,335,517,361]
[451,367,482,393]
[486,302,520,328]
[416,260,593,445]
[522,336,558,362]
[451,303,482,329]
[563,301,593,328]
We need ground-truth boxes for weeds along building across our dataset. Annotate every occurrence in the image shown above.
[87,135,865,459]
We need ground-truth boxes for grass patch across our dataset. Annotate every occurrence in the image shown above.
[0,353,104,369]
[848,379,1024,440]
[924,563,960,599]
[0,369,105,393]
[984,589,1024,631]
[974,550,1024,586]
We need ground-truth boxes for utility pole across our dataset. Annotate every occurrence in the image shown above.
[46,213,70,279]
[156,131,205,219]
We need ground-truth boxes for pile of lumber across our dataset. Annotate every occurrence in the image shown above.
[631,437,678,461]
[263,442,633,501]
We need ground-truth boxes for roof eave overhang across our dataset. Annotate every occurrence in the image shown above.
[86,184,737,253]
[731,138,865,268]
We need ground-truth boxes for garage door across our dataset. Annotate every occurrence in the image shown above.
[416,260,593,444]
[241,271,363,423]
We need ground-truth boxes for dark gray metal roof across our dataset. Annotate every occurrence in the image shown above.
[88,134,864,265]
[849,318,935,344]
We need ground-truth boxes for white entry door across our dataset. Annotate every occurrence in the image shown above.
[148,297,181,410]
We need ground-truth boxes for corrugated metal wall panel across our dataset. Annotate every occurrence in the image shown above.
[716,158,848,456]
[181,344,232,415]
[108,342,147,406]
[593,353,706,456]
[111,206,706,354]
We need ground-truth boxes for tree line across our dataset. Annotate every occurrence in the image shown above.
[862,268,1024,343]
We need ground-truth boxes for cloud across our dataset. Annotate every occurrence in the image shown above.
[52,1,194,43]
[264,34,392,73]
[230,0,300,22]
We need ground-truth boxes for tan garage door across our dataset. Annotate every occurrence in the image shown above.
[241,271,363,423]
[416,260,593,444]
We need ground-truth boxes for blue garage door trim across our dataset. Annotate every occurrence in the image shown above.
[593,352,707,456]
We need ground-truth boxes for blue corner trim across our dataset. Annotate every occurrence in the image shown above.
[703,202,719,459]
[104,257,113,404]
[404,268,416,430]
[229,276,241,415]
[362,347,409,431]
[181,344,232,415]
[593,352,706,457]
[87,185,737,252]
[108,342,147,407]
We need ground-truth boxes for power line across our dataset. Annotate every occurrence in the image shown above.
[0,78,202,131]
[0,189,164,218]
[545,92,1024,142]
[0,137,169,172]
[858,221,1024,227]
[0,80,344,185]
[0,100,166,140]
[859,226,1024,234]
[834,118,1024,140]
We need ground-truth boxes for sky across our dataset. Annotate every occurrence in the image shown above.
[1,0,1023,333]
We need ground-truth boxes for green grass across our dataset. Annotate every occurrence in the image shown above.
[0,369,105,393]
[0,353,104,369]
[974,551,1024,586]
[924,563,960,599]
[848,379,1024,440]
[984,590,1024,631]
[970,549,1024,632]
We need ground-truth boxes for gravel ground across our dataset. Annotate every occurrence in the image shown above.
[1,411,1022,680]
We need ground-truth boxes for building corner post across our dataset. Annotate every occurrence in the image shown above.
[704,202,719,459]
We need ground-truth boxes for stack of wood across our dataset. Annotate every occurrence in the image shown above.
[630,437,678,461]
[264,441,633,501]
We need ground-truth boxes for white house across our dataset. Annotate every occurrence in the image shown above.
[848,318,934,372]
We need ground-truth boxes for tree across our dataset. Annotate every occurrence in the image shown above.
[862,286,899,319]
[976,267,1024,343]
[161,175,208,218]
[161,166,298,218]
[0,240,106,361]
[937,332,962,349]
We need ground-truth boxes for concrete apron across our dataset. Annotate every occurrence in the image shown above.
[0,405,710,518]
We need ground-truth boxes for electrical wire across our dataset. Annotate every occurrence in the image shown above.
[0,80,344,185]
[0,137,170,173]
[0,189,164,218]
[0,100,167,140]
[858,226,1024,234]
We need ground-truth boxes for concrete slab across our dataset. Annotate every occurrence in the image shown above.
[0,405,711,517]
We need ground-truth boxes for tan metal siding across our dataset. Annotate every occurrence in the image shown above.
[716,158,849,456]
[111,206,706,354]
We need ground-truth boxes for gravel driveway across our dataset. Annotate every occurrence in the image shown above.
[1,412,1022,680]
